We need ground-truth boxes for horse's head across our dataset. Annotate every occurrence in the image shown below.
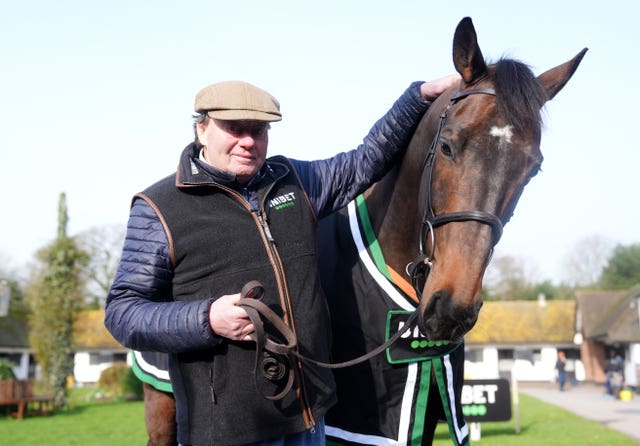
[385,18,587,342]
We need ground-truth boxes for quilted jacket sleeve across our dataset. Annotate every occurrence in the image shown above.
[104,198,222,352]
[290,81,430,217]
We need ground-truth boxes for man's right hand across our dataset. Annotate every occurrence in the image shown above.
[208,293,255,341]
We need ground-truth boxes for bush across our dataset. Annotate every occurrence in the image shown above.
[0,358,16,380]
[98,363,142,401]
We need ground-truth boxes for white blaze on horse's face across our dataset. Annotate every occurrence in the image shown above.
[489,125,514,147]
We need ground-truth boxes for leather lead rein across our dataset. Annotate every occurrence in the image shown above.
[236,281,419,400]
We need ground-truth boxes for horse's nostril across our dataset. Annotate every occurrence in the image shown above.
[419,291,480,341]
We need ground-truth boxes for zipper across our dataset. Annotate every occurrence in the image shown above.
[256,211,275,243]
[202,179,316,432]
[212,180,317,428]
[254,204,317,429]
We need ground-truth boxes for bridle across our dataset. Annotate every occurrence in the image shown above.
[238,89,505,400]
[406,88,504,298]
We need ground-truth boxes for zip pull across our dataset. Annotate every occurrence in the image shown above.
[256,211,275,243]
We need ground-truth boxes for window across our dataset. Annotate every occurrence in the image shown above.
[89,352,113,366]
[465,348,483,362]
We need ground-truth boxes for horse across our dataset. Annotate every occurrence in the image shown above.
[316,17,586,445]
[131,351,177,446]
[136,16,586,446]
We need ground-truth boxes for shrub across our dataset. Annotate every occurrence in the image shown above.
[121,366,143,401]
[98,363,142,401]
[0,358,16,380]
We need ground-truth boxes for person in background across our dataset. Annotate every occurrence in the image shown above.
[556,350,567,391]
[104,75,459,446]
[604,354,624,398]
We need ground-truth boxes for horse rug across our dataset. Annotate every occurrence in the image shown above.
[131,350,173,393]
[318,195,470,446]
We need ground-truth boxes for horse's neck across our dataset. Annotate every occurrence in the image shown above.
[363,163,422,277]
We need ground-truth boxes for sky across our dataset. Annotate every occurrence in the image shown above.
[0,0,638,284]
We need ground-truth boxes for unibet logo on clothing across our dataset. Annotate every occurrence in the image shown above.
[269,192,296,210]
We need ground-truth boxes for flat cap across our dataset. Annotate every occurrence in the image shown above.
[194,80,282,122]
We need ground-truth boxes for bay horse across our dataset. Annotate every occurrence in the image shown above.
[137,17,586,446]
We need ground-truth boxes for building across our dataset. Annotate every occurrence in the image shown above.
[575,285,640,387]
[0,310,127,385]
[71,310,128,384]
[2,288,639,389]
[463,297,581,382]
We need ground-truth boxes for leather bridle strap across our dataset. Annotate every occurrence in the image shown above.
[236,281,419,399]
[408,87,503,297]
[431,211,503,245]
[239,297,419,368]
[240,299,297,401]
[237,281,297,401]
[297,310,419,369]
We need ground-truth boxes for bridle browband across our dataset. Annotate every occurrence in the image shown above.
[406,88,504,297]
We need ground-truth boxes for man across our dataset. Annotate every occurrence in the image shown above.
[105,76,459,446]
[555,350,567,391]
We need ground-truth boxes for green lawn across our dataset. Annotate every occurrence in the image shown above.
[0,392,636,445]
[432,394,636,446]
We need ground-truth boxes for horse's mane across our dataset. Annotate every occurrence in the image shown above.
[491,58,547,135]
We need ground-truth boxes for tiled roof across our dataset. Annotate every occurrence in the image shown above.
[465,300,576,344]
[73,310,125,350]
[0,315,29,348]
[576,285,640,343]
[0,310,125,351]
[4,291,638,352]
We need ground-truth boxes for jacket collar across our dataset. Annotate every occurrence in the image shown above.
[175,143,289,190]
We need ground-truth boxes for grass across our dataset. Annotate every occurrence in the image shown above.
[0,390,636,445]
[433,393,636,446]
[0,387,147,445]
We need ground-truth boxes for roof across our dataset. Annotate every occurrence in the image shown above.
[73,310,126,350]
[0,315,30,348]
[5,292,638,351]
[576,285,640,343]
[465,299,576,345]
[0,310,125,351]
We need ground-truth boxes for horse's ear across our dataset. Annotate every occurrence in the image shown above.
[537,48,588,101]
[452,17,487,84]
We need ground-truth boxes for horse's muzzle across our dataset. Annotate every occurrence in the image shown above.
[418,290,482,342]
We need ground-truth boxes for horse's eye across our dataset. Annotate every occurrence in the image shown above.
[440,143,454,159]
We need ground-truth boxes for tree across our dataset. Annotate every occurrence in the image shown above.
[563,235,614,288]
[0,255,29,318]
[483,255,572,300]
[484,255,534,300]
[26,193,88,409]
[0,277,29,319]
[76,224,125,308]
[598,243,640,290]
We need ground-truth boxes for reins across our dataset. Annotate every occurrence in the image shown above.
[406,88,504,297]
[237,281,418,400]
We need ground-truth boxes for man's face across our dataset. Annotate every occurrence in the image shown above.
[197,119,269,184]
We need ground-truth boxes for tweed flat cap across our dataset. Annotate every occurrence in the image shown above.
[194,80,282,122]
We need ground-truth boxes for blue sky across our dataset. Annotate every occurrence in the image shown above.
[1,1,638,284]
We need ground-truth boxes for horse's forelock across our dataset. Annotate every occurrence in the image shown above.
[491,58,547,135]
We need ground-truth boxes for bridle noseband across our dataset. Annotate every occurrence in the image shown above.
[407,88,504,297]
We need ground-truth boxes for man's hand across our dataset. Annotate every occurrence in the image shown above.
[209,293,255,341]
[420,74,462,101]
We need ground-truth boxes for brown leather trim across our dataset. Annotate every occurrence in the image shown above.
[134,193,176,267]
